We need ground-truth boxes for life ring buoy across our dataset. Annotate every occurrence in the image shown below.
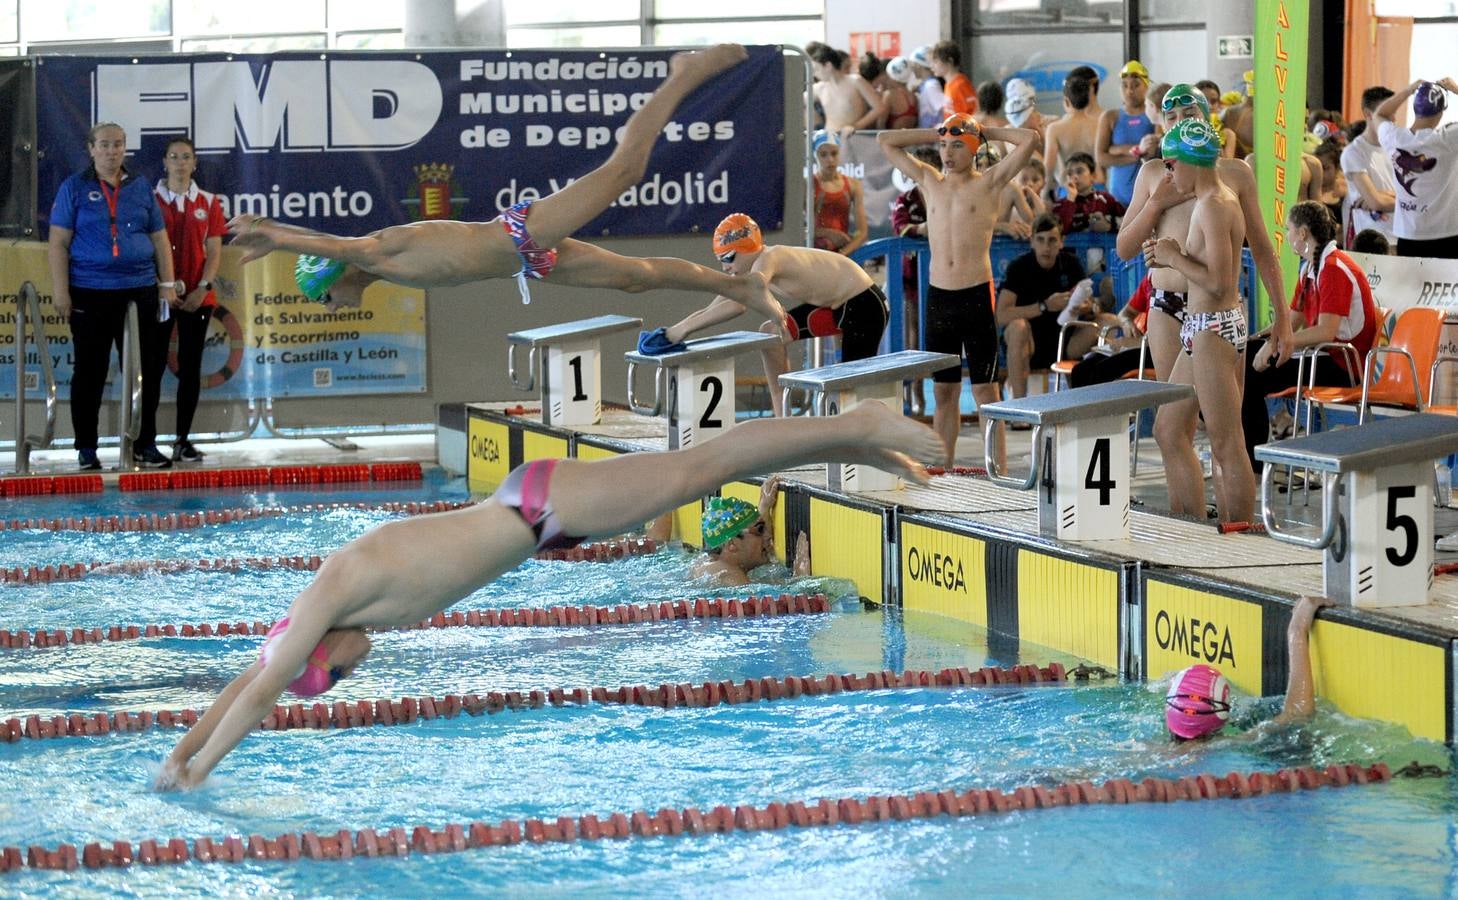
[167,303,245,389]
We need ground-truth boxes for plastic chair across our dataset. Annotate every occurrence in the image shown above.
[1302,306,1442,425]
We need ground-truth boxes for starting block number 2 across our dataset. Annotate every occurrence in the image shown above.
[669,364,733,448]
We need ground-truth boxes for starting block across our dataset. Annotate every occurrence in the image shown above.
[1258,413,1458,608]
[506,315,642,427]
[981,380,1194,540]
[624,330,780,449]
[775,350,958,491]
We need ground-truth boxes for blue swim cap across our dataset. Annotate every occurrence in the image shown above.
[812,129,839,154]
[1161,118,1221,168]
[1414,81,1447,119]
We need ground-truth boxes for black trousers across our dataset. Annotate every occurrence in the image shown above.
[1242,339,1355,471]
[68,285,168,450]
[169,305,214,442]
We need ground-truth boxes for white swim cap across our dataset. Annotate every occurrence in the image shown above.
[1004,78,1037,126]
[887,56,912,84]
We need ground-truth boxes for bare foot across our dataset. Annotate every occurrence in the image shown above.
[839,400,945,483]
[739,271,788,340]
[668,44,748,89]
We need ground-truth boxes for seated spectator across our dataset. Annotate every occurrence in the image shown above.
[1242,202,1380,471]
[1067,275,1152,388]
[996,159,1046,237]
[1350,228,1393,255]
[1341,86,1397,246]
[996,214,1118,399]
[691,478,808,586]
[1052,152,1124,233]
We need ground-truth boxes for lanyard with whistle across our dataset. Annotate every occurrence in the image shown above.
[98,178,121,257]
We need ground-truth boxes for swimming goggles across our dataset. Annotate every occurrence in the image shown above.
[936,124,978,137]
[1161,93,1204,113]
[716,251,737,265]
[1164,692,1231,715]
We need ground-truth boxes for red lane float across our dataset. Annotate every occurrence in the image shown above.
[0,662,1067,743]
[0,588,816,652]
[923,465,989,477]
[0,537,655,591]
[1,763,1399,873]
[0,500,472,535]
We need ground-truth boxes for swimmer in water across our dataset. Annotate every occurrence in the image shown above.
[225,44,787,336]
[691,477,808,586]
[1165,594,1332,741]
[155,402,945,790]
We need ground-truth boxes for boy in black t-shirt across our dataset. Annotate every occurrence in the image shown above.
[996,214,1116,398]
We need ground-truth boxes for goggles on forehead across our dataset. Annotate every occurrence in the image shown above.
[1162,92,1206,113]
[937,125,977,137]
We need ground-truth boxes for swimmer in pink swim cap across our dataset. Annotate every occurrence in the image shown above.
[154,402,946,791]
[1163,594,1332,741]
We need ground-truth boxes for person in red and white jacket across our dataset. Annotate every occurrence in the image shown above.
[154,137,226,462]
[1242,201,1380,471]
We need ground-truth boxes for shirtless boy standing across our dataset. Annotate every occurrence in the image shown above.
[1143,119,1255,525]
[226,44,785,331]
[1117,83,1291,516]
[644,213,888,416]
[810,45,885,139]
[879,114,1041,465]
[1043,75,1102,192]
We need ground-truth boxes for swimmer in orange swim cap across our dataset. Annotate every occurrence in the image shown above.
[642,212,889,415]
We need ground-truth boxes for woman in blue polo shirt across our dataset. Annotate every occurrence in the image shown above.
[47,122,179,470]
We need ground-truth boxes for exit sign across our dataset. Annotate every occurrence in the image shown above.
[1218,35,1253,59]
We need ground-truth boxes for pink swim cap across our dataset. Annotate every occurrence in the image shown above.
[1164,664,1231,739]
[259,617,337,697]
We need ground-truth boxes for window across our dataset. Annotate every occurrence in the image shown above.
[973,0,1123,28]
[21,0,169,41]
[328,3,404,31]
[334,31,405,50]
[507,25,642,49]
[656,0,820,15]
[1137,0,1205,25]
[176,1,326,35]
[506,0,637,26]
[655,20,824,48]
[0,0,15,43]
[180,34,327,53]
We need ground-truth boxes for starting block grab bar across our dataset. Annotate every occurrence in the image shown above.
[979,381,1194,541]
[505,315,642,427]
[1256,413,1458,608]
[774,350,959,417]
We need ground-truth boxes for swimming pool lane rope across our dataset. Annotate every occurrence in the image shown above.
[0,580,808,653]
[0,535,657,593]
[0,661,1056,743]
[0,499,473,534]
[1,760,1430,874]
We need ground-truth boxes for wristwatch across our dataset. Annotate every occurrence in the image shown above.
[160,280,184,294]
[198,279,212,291]
[1038,300,1048,314]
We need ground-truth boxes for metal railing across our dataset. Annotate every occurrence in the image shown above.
[12,282,57,474]
[116,302,144,470]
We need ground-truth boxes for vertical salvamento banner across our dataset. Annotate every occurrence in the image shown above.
[1253,0,1309,324]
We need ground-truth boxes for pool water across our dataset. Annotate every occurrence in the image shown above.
[1,472,1455,897]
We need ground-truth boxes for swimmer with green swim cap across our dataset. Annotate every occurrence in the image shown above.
[1160,83,1211,123]
[1160,118,1222,168]
[692,477,809,586]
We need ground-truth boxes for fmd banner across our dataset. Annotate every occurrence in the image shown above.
[32,47,785,238]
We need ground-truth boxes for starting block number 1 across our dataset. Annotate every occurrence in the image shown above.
[545,341,602,426]
[1046,415,1130,540]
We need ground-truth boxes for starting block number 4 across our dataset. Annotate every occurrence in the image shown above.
[544,341,602,426]
[1044,414,1130,540]
[1331,462,1432,607]
[668,362,734,449]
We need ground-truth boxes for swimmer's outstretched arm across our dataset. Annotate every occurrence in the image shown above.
[225,214,379,266]
[1271,595,1333,725]
[664,296,748,344]
[155,589,347,790]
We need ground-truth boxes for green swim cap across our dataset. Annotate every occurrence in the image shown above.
[294,254,345,302]
[1161,118,1221,168]
[1161,83,1211,120]
[701,496,759,550]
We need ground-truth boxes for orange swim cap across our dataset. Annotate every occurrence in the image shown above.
[937,113,983,156]
[712,213,763,260]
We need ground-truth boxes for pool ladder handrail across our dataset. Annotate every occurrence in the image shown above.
[117,301,144,471]
[12,281,57,475]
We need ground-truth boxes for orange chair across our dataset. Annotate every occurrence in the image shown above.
[1050,314,1148,390]
[1303,306,1443,425]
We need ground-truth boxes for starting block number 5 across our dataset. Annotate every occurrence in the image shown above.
[1335,464,1433,606]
